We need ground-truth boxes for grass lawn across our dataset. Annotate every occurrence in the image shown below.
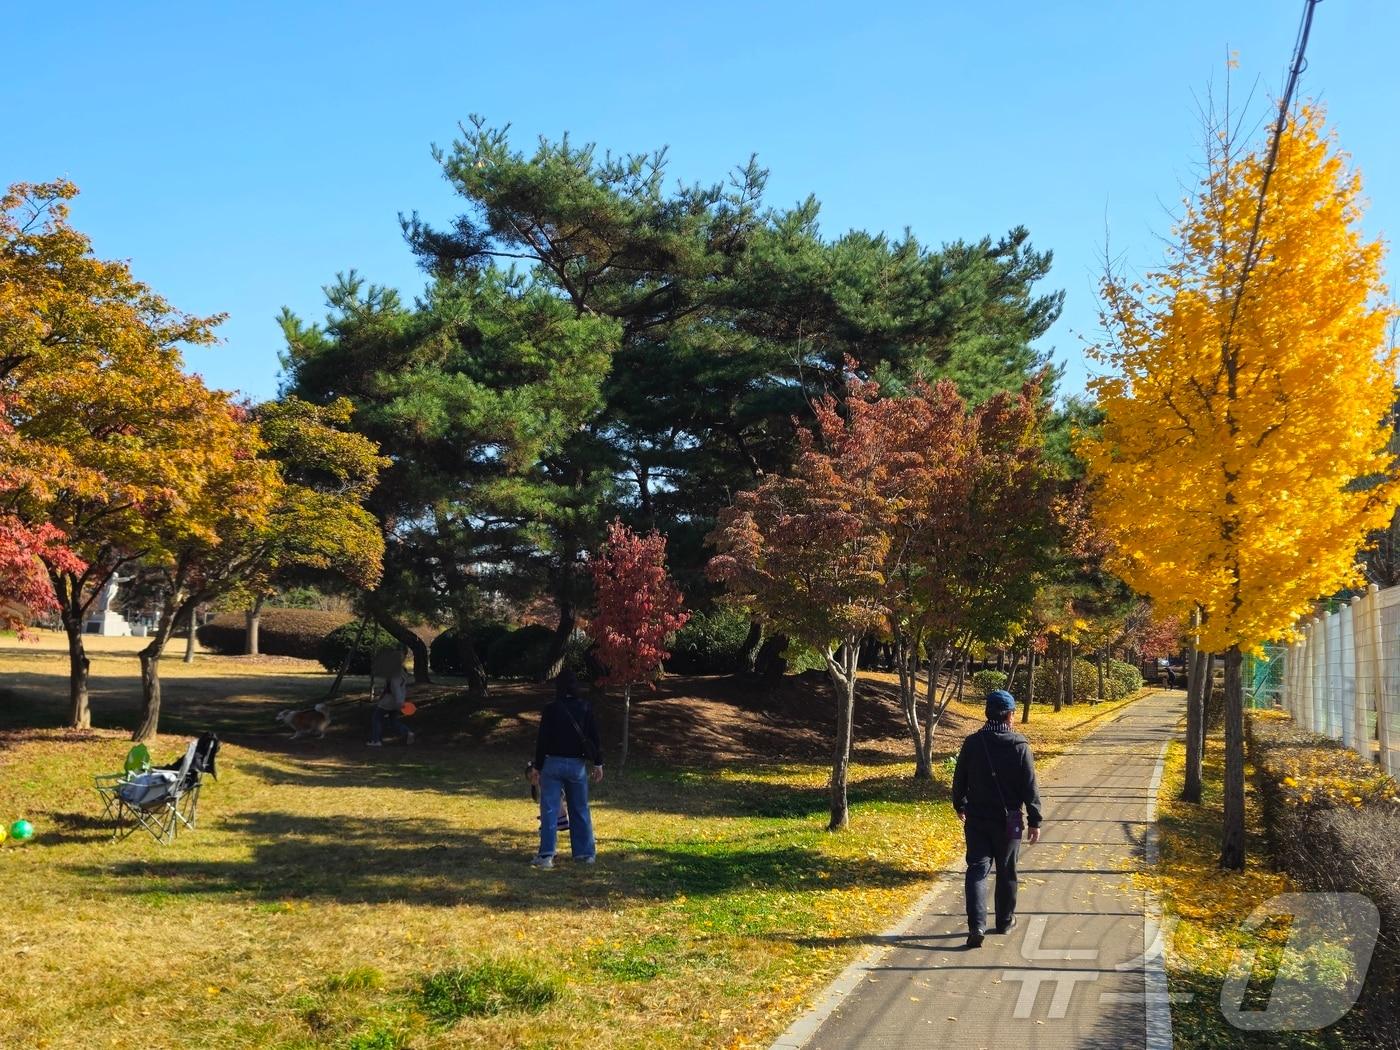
[1148,735,1355,1048]
[1,635,1153,1049]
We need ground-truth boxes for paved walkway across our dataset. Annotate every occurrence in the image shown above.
[776,690,1183,1050]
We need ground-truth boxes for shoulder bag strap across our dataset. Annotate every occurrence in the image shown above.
[979,731,1011,815]
[559,701,600,766]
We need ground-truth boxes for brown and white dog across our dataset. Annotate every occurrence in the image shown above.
[276,702,331,740]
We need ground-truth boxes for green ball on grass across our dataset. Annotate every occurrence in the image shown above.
[9,820,33,842]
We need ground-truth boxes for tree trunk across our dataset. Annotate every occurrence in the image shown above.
[918,643,961,773]
[1065,640,1075,706]
[1220,645,1247,870]
[183,604,198,663]
[134,596,188,742]
[1051,639,1064,713]
[755,633,788,679]
[62,611,91,730]
[897,632,930,779]
[1023,647,1036,724]
[1096,648,1106,703]
[620,682,632,769]
[954,653,967,703]
[1006,647,1023,688]
[459,632,488,699]
[367,596,430,684]
[738,619,763,674]
[245,593,265,656]
[1182,648,1208,803]
[325,617,369,700]
[542,598,575,682]
[825,640,860,830]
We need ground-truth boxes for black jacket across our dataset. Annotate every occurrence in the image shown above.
[952,722,1042,828]
[534,696,603,770]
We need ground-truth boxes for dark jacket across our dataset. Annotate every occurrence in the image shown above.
[952,722,1042,828]
[533,695,603,771]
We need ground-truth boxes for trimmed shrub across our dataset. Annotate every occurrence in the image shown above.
[1105,658,1143,699]
[317,621,402,674]
[970,669,1009,695]
[1007,658,1100,704]
[430,622,510,675]
[666,607,752,675]
[485,624,556,679]
[1249,712,1400,1044]
[197,608,352,659]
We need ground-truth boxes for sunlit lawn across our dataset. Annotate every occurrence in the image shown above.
[0,636,1151,1049]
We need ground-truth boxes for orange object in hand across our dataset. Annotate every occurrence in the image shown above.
[400,701,417,717]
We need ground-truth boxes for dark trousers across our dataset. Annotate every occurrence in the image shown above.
[964,815,1019,934]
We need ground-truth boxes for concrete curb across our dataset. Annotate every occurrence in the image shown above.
[1142,737,1174,1050]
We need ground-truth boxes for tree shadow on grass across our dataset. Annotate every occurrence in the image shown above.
[66,809,927,910]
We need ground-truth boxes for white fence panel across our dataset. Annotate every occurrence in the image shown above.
[1280,583,1400,776]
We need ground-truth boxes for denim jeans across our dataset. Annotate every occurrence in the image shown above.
[537,756,595,860]
[370,706,404,744]
[964,815,1019,934]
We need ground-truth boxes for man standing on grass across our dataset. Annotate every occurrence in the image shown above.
[952,688,1042,948]
[528,669,603,869]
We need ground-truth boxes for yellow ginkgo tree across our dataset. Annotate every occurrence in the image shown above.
[1079,106,1400,868]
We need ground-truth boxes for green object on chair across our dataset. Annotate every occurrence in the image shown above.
[124,744,151,775]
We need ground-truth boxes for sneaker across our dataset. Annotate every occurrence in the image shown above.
[574,855,596,865]
[530,855,554,869]
[404,730,415,745]
[366,741,382,748]
[995,915,1018,935]
[966,932,985,949]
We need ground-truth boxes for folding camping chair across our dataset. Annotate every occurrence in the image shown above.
[97,733,220,844]
[94,744,153,824]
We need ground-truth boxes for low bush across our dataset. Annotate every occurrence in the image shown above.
[316,621,402,674]
[1248,712,1400,1043]
[430,622,510,675]
[197,608,352,659]
[1204,686,1225,731]
[1007,658,1100,704]
[485,624,556,680]
[1105,658,1143,699]
[416,961,560,1023]
[666,607,752,674]
[970,669,1009,695]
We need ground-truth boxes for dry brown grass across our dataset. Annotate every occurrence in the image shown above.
[0,636,1156,1049]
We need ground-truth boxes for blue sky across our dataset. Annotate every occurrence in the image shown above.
[7,1,1397,402]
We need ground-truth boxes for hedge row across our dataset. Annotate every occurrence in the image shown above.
[197,609,353,659]
[1249,711,1400,1042]
[666,607,752,675]
[971,657,1143,704]
[317,621,402,674]
[430,623,585,680]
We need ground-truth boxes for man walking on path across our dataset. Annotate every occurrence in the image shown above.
[952,688,1042,948]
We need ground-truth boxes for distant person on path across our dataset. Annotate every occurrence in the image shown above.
[952,688,1042,948]
[528,669,603,868]
[367,646,414,747]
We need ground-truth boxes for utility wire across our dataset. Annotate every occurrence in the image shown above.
[1224,0,1322,353]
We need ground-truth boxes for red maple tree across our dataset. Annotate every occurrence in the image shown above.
[0,516,83,634]
[707,373,895,829]
[588,520,689,768]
